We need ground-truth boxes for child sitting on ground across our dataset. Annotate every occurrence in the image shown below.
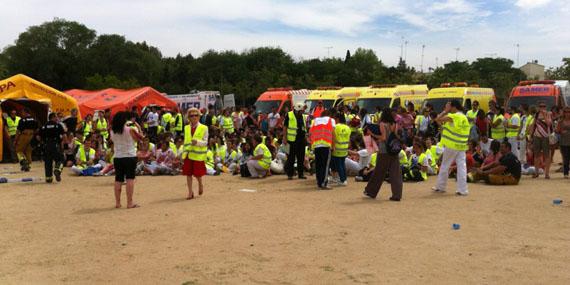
[71,136,102,175]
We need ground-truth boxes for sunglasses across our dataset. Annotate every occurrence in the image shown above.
[539,105,546,108]
[189,114,199,117]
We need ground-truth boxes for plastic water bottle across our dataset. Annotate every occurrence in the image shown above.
[553,199,563,205]
[452,223,461,230]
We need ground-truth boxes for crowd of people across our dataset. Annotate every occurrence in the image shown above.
[3,96,570,207]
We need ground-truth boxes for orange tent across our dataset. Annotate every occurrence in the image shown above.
[65,87,178,118]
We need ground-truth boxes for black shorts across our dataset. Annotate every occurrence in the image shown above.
[113,157,137,182]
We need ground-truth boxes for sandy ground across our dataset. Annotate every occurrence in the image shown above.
[0,158,569,285]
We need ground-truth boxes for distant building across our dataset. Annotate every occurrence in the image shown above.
[520,60,545,80]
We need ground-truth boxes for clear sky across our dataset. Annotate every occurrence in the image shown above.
[2,0,568,70]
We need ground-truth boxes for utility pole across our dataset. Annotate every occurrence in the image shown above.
[420,44,426,73]
[454,47,460,61]
[400,36,404,60]
[516,43,520,67]
[324,46,333,58]
[435,57,439,69]
[404,40,409,62]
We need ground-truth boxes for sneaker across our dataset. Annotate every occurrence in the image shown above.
[432,187,445,193]
[355,176,364,182]
[54,169,62,182]
[337,181,348,186]
[328,176,338,183]
[456,192,469,196]
[389,197,401,202]
[46,177,53,183]
[288,176,293,180]
[298,176,307,180]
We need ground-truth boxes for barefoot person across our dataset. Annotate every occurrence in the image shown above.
[181,108,209,199]
[111,111,144,209]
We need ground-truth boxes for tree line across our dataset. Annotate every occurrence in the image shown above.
[1,18,566,105]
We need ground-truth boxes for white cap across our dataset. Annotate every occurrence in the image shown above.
[294,102,305,111]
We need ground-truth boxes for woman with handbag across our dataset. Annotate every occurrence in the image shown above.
[363,108,403,201]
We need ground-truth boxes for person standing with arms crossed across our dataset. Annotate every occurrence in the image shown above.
[181,108,209,200]
[111,111,144,209]
[37,113,65,183]
[309,109,335,190]
[283,102,308,180]
[432,100,470,196]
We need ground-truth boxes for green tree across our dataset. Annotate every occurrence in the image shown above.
[2,18,96,89]
[546,58,570,80]
[86,35,163,88]
[84,74,140,90]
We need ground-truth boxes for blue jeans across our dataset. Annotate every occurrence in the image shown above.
[331,156,347,182]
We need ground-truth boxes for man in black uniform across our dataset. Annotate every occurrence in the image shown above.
[283,102,308,180]
[37,113,65,183]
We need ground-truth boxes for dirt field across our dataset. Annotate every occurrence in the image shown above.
[0,160,569,284]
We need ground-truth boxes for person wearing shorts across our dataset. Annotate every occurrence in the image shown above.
[111,111,144,209]
[182,108,209,200]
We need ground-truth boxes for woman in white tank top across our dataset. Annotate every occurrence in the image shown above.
[111,111,144,209]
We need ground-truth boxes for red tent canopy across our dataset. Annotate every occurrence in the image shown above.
[65,87,177,118]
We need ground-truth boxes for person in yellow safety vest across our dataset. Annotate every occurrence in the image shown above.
[283,103,309,180]
[71,137,97,175]
[182,107,209,200]
[247,135,272,178]
[505,106,521,160]
[424,137,440,175]
[5,110,21,162]
[309,109,335,190]
[82,114,93,138]
[404,142,429,181]
[161,110,172,132]
[219,108,234,135]
[517,104,532,164]
[330,112,350,186]
[466,100,480,126]
[170,110,184,138]
[433,100,470,196]
[96,110,109,140]
[398,149,408,168]
[415,108,430,136]
[490,104,505,141]
[226,140,242,174]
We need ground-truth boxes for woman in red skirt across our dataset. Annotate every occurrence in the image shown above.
[182,108,209,200]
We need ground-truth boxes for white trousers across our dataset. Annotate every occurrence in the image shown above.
[247,160,267,178]
[435,148,468,194]
[507,137,520,161]
[345,158,361,176]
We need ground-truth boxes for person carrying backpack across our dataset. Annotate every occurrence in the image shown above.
[362,108,403,201]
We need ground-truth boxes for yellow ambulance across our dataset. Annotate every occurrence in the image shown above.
[424,82,495,113]
[305,86,366,112]
[356,84,428,113]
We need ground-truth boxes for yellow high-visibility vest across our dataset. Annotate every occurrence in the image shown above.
[182,124,208,161]
[441,113,470,151]
[6,116,20,136]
